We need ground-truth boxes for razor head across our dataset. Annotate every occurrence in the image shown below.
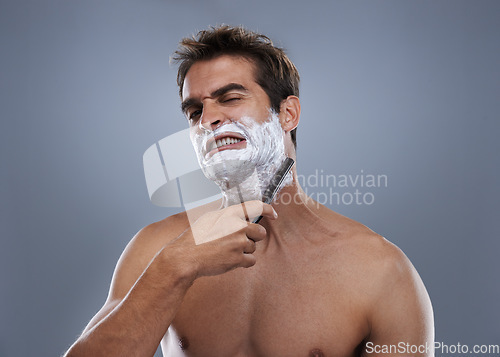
[262,157,295,204]
[253,157,295,223]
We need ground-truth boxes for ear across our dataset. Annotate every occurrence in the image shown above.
[279,96,300,132]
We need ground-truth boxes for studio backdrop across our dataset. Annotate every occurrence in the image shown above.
[1,1,499,356]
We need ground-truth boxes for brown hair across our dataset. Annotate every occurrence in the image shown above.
[172,25,300,149]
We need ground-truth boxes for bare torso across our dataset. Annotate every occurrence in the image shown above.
[71,192,431,357]
[161,204,385,357]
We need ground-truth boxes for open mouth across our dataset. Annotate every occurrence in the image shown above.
[205,132,247,158]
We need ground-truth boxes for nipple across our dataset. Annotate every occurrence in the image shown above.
[179,337,190,351]
[309,348,325,357]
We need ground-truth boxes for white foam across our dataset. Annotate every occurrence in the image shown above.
[190,110,292,206]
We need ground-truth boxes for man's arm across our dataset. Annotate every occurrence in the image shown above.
[64,201,276,357]
[363,242,434,357]
[64,215,195,357]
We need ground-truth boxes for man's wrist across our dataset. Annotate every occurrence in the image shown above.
[157,245,199,288]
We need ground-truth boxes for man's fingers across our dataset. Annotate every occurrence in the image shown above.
[243,238,257,254]
[245,223,267,242]
[241,254,257,268]
[230,200,278,222]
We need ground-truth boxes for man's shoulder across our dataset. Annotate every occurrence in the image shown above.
[356,233,414,283]
[314,208,415,284]
[320,217,428,313]
[336,224,425,305]
[312,212,433,345]
[317,207,401,255]
[128,199,223,260]
[340,225,434,341]
[136,211,191,245]
[107,211,192,300]
[342,226,413,279]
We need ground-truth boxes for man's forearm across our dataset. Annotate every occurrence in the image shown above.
[65,250,195,357]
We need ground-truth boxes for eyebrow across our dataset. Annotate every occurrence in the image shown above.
[211,83,248,98]
[181,83,248,114]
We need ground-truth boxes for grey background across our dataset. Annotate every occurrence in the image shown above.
[1,0,499,356]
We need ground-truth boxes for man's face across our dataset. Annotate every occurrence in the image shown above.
[181,55,288,193]
[182,54,273,154]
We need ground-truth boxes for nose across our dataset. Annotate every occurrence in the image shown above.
[199,102,228,131]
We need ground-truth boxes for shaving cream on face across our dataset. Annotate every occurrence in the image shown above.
[190,110,293,206]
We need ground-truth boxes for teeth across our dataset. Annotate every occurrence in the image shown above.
[212,137,242,151]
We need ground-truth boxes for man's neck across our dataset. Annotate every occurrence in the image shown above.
[256,180,341,247]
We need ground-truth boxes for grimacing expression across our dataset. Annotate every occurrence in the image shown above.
[181,54,274,151]
[181,55,289,196]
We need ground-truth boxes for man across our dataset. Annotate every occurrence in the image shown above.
[66,26,434,357]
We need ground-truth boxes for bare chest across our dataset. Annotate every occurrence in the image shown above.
[162,255,369,357]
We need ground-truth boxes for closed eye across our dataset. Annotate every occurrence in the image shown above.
[188,109,202,121]
[221,96,241,104]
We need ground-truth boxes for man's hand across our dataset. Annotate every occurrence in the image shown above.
[64,201,277,357]
[163,200,278,279]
